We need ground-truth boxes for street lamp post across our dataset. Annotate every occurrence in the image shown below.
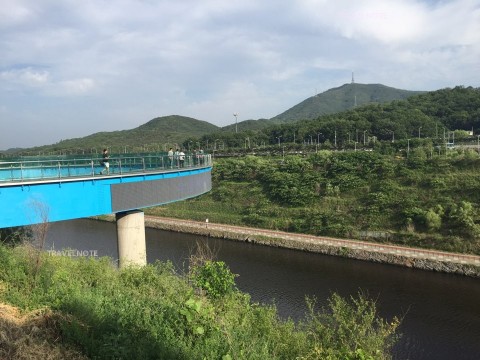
[418,126,422,139]
[233,113,238,133]
[477,135,480,155]
[363,130,367,145]
[407,139,410,156]
[276,136,282,147]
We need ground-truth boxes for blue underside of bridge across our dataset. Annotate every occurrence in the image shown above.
[0,167,212,228]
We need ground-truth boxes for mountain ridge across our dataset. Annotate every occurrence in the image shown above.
[269,83,424,123]
[2,83,427,153]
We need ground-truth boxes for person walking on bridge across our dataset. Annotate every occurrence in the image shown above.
[168,147,174,168]
[100,148,110,175]
[179,149,185,167]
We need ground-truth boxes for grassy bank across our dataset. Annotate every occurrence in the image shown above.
[146,152,480,255]
[0,242,399,359]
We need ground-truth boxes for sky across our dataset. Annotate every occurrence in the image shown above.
[1,0,480,149]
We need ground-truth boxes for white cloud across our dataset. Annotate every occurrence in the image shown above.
[0,66,97,96]
[0,0,35,27]
[0,0,479,149]
[56,78,96,95]
[184,80,287,124]
[0,67,49,87]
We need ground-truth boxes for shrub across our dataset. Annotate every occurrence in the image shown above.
[301,293,400,360]
[191,260,237,299]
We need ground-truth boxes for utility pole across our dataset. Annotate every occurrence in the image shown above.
[233,113,238,133]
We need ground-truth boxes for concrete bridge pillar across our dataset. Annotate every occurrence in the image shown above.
[116,210,147,268]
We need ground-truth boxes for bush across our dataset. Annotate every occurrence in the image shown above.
[301,293,400,360]
[191,260,237,299]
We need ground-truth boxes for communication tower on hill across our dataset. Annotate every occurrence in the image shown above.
[352,72,357,107]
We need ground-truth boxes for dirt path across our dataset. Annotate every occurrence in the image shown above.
[143,216,480,276]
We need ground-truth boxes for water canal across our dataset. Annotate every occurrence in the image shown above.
[45,218,480,360]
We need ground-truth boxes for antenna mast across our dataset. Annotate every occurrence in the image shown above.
[352,72,357,107]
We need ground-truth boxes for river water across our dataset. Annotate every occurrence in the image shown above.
[45,219,480,360]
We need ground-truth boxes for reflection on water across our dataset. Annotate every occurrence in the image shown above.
[46,219,480,360]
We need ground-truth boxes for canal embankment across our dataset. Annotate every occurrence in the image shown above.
[140,216,480,278]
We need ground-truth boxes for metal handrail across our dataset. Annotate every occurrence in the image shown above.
[0,154,212,183]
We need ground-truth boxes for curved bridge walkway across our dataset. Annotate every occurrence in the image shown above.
[0,153,213,267]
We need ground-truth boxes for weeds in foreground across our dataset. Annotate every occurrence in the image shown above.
[0,244,400,359]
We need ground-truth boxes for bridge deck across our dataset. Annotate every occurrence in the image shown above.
[0,153,212,228]
[0,153,211,185]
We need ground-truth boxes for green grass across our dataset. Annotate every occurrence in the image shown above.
[0,243,399,359]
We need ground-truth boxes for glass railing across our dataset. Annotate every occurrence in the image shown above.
[0,153,212,183]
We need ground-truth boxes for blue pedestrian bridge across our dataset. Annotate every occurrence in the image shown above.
[0,153,212,228]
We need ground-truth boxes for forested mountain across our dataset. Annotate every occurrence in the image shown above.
[4,85,480,155]
[137,115,218,135]
[200,86,480,148]
[22,115,219,154]
[406,86,480,130]
[269,83,424,123]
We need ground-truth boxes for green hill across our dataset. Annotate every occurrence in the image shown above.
[25,115,219,154]
[137,115,218,135]
[3,84,439,155]
[270,83,424,123]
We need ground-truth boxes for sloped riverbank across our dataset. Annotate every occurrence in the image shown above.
[141,216,480,278]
